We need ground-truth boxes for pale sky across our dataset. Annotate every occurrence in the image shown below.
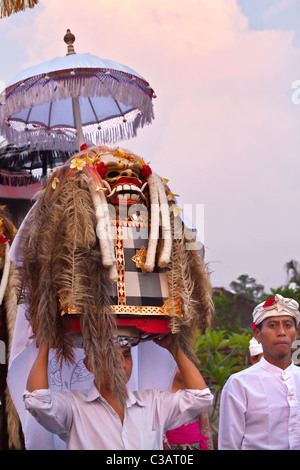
[0,0,300,293]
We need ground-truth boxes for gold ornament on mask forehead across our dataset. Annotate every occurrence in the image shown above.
[113,148,136,163]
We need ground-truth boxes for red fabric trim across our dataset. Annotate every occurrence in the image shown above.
[116,317,170,334]
[68,315,170,334]
[68,316,81,332]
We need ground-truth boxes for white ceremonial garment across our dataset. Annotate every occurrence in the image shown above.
[23,384,213,450]
[6,206,178,450]
[7,301,177,450]
[218,357,300,450]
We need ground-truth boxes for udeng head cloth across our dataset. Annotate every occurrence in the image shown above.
[68,326,141,349]
[113,326,141,348]
[249,337,263,356]
[252,294,300,327]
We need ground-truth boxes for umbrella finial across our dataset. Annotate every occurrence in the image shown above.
[64,29,76,55]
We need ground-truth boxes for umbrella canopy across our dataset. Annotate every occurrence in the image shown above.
[0,30,155,151]
[0,0,38,18]
[0,140,73,186]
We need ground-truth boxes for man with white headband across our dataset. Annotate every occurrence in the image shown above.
[219,294,300,450]
[249,337,263,365]
[23,328,213,450]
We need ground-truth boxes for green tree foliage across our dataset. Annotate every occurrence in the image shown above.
[212,291,239,331]
[195,328,251,436]
[285,260,300,285]
[230,274,265,302]
[261,259,300,304]
[268,285,300,304]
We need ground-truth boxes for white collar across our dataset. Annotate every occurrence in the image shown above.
[260,356,293,376]
[85,381,145,408]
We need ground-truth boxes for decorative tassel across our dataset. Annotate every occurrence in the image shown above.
[1,72,154,151]
[0,171,40,186]
[144,174,159,272]
[3,115,142,152]
[92,181,118,282]
[155,174,172,268]
[92,189,114,269]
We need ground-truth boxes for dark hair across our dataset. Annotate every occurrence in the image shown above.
[253,354,262,359]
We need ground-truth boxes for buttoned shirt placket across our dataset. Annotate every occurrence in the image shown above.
[282,367,300,450]
[96,391,143,450]
[97,395,127,449]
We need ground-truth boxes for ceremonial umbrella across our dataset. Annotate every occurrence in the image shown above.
[0,140,73,186]
[0,0,38,18]
[0,29,155,151]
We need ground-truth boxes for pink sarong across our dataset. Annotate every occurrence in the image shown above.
[165,422,210,450]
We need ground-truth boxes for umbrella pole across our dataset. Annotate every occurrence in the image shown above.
[42,152,47,178]
[65,30,85,150]
[72,96,85,149]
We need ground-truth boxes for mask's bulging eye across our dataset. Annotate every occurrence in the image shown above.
[106,171,120,179]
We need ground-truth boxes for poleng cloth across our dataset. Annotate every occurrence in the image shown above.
[109,214,178,318]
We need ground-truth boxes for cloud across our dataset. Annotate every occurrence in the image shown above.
[3,0,300,290]
[262,0,296,19]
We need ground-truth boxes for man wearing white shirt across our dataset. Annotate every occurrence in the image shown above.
[23,332,213,450]
[218,294,300,450]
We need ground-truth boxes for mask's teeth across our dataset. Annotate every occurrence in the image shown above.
[107,187,116,197]
[141,182,148,193]
[102,180,112,192]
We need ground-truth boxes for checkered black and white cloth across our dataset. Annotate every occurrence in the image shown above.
[110,220,169,309]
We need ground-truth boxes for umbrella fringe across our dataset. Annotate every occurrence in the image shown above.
[0,172,40,186]
[0,147,73,168]
[1,74,154,125]
[2,113,146,152]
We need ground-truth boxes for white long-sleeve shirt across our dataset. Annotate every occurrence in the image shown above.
[23,384,213,450]
[218,357,300,450]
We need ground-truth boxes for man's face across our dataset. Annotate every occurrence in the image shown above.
[254,315,298,364]
[84,345,133,387]
[118,346,133,383]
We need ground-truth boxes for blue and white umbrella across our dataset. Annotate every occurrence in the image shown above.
[0,29,155,151]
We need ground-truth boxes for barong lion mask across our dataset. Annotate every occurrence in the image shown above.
[19,145,213,408]
[99,151,149,208]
